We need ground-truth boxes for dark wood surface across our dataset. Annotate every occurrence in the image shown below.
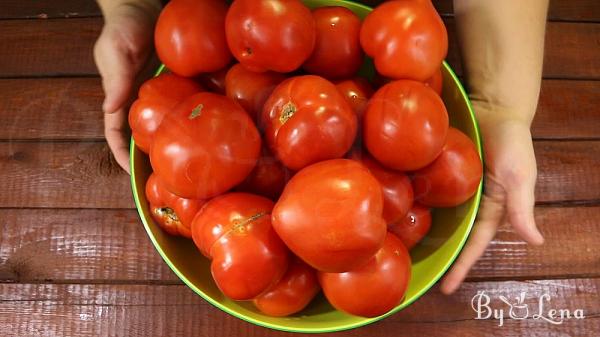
[0,1,598,336]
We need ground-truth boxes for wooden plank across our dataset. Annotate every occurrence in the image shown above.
[0,142,131,209]
[0,206,598,283]
[0,18,599,80]
[0,1,100,19]
[0,78,104,141]
[0,280,597,336]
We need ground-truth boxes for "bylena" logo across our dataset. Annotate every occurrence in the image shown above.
[471,291,585,326]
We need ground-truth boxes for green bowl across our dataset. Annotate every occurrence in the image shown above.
[130,0,482,333]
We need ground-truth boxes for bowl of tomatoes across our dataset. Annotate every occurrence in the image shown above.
[130,0,483,333]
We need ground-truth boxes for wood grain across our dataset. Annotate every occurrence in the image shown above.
[0,280,597,337]
[1,18,599,80]
[0,142,132,209]
[0,206,598,283]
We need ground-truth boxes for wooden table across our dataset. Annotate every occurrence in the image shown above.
[1,1,599,336]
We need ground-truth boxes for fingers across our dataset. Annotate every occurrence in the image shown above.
[94,29,136,114]
[105,108,131,174]
[506,171,544,246]
[440,193,504,294]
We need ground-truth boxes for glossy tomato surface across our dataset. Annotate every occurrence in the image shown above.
[145,173,205,238]
[262,75,357,171]
[350,151,413,225]
[253,257,320,317]
[360,0,448,81]
[303,6,363,79]
[413,127,483,207]
[150,92,261,199]
[190,193,289,300]
[225,0,315,73]
[272,159,386,272]
[225,64,286,123]
[198,65,230,95]
[319,233,411,318]
[129,73,204,153]
[388,203,432,250]
[364,80,449,171]
[155,0,232,76]
[335,77,374,118]
[236,146,291,201]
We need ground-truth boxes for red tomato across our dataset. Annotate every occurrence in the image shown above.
[225,64,286,123]
[262,75,357,171]
[145,173,205,238]
[272,159,386,272]
[191,193,289,300]
[151,93,261,199]
[155,0,232,76]
[319,233,411,317]
[303,6,363,79]
[129,73,204,154]
[198,66,230,95]
[236,146,292,200]
[350,151,414,225]
[413,127,482,207]
[360,0,448,81]
[424,67,443,95]
[253,257,320,317]
[364,80,449,171]
[225,0,315,73]
[335,77,374,118]
[388,203,431,250]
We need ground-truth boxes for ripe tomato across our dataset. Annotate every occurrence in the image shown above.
[364,80,448,171]
[303,6,363,79]
[262,75,357,171]
[198,66,230,95]
[413,127,482,207]
[191,193,289,300]
[151,92,261,199]
[388,203,431,250]
[272,159,386,272]
[236,146,291,201]
[225,0,315,73]
[360,0,448,81]
[335,77,374,118]
[129,73,204,154]
[253,257,320,317]
[145,173,205,238]
[319,233,411,317]
[155,0,232,76]
[225,64,286,123]
[424,67,443,95]
[350,151,413,225]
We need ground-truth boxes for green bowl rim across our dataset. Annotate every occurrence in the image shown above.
[130,8,483,331]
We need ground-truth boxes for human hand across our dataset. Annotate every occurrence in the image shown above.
[440,102,545,294]
[93,0,161,173]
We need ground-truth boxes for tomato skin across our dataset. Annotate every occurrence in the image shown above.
[198,66,230,95]
[191,193,289,300]
[225,64,286,123]
[145,173,205,238]
[350,151,414,225]
[360,0,448,81]
[303,6,363,79]
[424,67,443,95]
[151,92,261,199]
[262,75,357,171]
[364,80,449,171]
[253,257,320,317]
[129,74,204,154]
[225,0,316,73]
[155,0,232,76]
[319,233,411,318]
[413,127,482,207]
[272,159,386,272]
[236,146,292,201]
[388,203,431,250]
[335,77,374,118]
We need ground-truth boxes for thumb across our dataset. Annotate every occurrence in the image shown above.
[506,174,544,245]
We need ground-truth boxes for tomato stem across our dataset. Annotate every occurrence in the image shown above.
[279,102,296,124]
[189,104,204,119]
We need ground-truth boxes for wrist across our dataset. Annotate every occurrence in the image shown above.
[470,99,534,132]
[101,0,162,25]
